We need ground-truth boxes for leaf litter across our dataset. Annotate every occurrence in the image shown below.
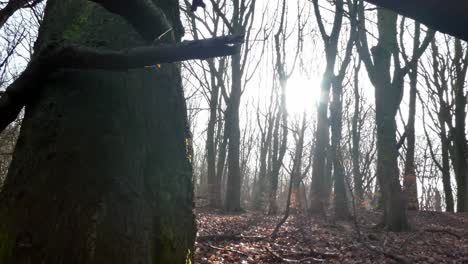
[195,208,468,263]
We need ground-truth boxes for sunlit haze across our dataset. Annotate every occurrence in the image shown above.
[286,75,321,115]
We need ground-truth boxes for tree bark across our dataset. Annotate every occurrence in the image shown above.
[363,0,468,42]
[351,63,363,202]
[224,52,242,212]
[253,113,273,210]
[357,6,410,231]
[268,87,287,215]
[268,0,288,214]
[426,39,454,212]
[0,0,195,263]
[206,61,222,208]
[309,0,344,215]
[451,39,468,212]
[290,114,307,213]
[331,78,349,219]
[403,23,420,211]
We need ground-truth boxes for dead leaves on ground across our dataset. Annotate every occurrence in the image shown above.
[195,208,468,263]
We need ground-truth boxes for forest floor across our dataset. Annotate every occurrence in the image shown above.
[194,207,468,263]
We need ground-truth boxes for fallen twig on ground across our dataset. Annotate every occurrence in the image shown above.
[208,244,250,257]
[265,247,325,263]
[424,228,462,239]
[197,234,266,242]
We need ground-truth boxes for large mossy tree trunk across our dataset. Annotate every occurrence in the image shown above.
[0,0,195,263]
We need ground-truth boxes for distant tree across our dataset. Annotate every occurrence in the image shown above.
[399,20,432,211]
[208,0,259,212]
[308,0,345,215]
[309,0,356,218]
[268,0,303,214]
[253,102,275,210]
[356,1,433,230]
[422,36,468,212]
[183,0,231,208]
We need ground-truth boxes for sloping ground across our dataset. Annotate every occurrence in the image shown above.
[195,208,468,263]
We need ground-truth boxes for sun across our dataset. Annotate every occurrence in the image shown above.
[286,75,321,115]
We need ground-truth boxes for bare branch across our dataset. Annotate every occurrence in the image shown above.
[0,34,244,133]
[88,0,179,42]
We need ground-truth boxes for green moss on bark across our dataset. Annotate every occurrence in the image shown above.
[0,0,195,263]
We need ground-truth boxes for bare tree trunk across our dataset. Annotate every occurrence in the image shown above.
[357,7,409,231]
[206,68,222,208]
[268,95,287,214]
[224,51,243,212]
[331,78,350,219]
[452,39,468,212]
[424,39,455,212]
[290,114,307,213]
[309,0,345,215]
[253,113,273,210]
[0,0,195,263]
[440,134,455,212]
[268,0,289,215]
[352,62,363,202]
[309,81,331,214]
[403,23,420,211]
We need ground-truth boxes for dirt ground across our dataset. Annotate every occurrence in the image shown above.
[194,208,468,263]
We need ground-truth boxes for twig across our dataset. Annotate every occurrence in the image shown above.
[271,169,294,239]
[424,228,462,239]
[197,234,266,242]
[365,244,412,264]
[208,244,249,257]
[265,247,325,263]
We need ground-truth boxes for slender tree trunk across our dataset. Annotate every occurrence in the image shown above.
[428,39,454,212]
[253,115,272,210]
[206,66,221,208]
[291,114,306,213]
[224,52,242,212]
[331,79,349,219]
[441,142,454,212]
[309,68,332,215]
[403,23,420,211]
[358,6,410,231]
[440,136,454,212]
[452,40,468,212]
[0,0,195,263]
[269,5,289,213]
[309,0,345,215]
[216,111,228,204]
[352,63,363,202]
[268,113,281,214]
[268,98,287,215]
